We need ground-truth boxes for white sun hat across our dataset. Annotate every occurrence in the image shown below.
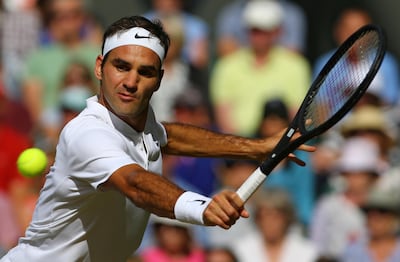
[242,0,284,30]
[335,137,382,175]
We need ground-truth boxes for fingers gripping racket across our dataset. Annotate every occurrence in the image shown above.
[237,24,387,202]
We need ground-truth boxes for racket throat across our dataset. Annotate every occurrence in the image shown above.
[287,128,296,137]
[271,128,295,159]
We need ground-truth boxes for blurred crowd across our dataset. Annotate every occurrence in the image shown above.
[1,0,400,261]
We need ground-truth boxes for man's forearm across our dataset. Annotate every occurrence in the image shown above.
[162,122,266,160]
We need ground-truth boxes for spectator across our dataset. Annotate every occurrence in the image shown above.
[140,215,206,262]
[149,14,191,122]
[206,247,238,262]
[38,0,103,46]
[340,105,396,168]
[61,60,98,94]
[38,61,96,148]
[210,0,310,136]
[215,0,307,57]
[340,105,400,222]
[257,99,315,227]
[313,7,400,107]
[341,187,400,262]
[232,187,317,262]
[170,87,220,197]
[143,0,209,70]
[205,159,259,252]
[310,137,382,260]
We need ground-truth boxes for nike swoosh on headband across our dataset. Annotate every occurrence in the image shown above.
[134,33,151,39]
[103,27,165,61]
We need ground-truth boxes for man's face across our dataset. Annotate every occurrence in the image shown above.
[49,0,85,42]
[95,45,163,129]
[248,27,280,53]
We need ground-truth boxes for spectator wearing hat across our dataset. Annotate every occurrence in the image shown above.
[210,0,311,137]
[310,137,383,260]
[341,187,400,262]
[340,105,396,170]
[215,0,307,57]
[339,102,400,214]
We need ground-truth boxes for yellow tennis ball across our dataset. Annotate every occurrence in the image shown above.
[17,148,48,178]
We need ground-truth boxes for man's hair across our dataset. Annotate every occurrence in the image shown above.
[101,15,170,63]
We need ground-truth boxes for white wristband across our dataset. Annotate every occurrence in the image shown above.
[174,191,212,225]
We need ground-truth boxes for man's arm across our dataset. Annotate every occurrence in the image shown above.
[162,122,315,164]
[101,163,248,229]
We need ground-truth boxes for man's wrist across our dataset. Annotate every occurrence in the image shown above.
[174,191,212,225]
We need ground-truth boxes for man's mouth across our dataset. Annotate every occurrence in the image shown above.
[118,92,136,101]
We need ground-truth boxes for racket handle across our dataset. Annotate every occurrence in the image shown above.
[236,167,267,202]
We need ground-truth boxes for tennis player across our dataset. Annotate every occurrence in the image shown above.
[1,16,314,262]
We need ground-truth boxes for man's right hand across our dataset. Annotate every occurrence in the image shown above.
[203,190,249,229]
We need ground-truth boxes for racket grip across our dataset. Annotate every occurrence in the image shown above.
[236,167,267,202]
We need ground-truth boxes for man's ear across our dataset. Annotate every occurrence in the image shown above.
[94,55,104,80]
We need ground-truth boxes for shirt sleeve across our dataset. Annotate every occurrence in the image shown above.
[65,122,135,189]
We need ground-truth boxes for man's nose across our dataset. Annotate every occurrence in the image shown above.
[123,71,139,90]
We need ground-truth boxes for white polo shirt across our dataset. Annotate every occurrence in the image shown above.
[2,96,167,262]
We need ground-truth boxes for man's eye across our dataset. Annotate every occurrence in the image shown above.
[116,65,129,72]
[138,69,156,77]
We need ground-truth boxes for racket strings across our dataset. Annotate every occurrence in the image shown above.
[304,30,381,131]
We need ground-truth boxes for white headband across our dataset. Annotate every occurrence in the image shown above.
[102,27,165,62]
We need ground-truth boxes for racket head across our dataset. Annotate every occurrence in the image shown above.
[261,24,386,171]
[298,24,386,137]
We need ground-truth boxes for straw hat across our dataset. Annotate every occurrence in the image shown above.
[340,105,395,144]
[362,188,400,215]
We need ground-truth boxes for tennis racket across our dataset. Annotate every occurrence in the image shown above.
[237,24,387,202]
